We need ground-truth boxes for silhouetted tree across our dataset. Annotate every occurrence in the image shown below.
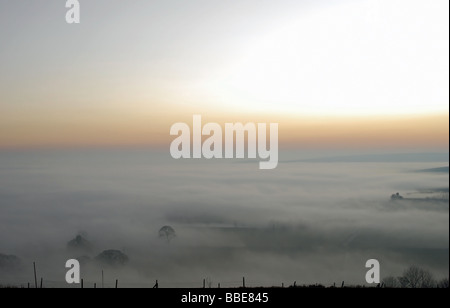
[437,278,449,288]
[391,192,404,200]
[398,266,436,288]
[159,226,176,242]
[382,276,400,288]
[67,234,92,253]
[95,250,128,267]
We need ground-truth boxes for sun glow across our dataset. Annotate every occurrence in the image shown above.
[204,0,449,116]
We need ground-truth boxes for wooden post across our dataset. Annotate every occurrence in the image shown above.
[218,283,220,289]
[33,262,38,289]
[341,281,345,288]
[115,279,118,289]
[40,278,43,289]
[81,279,84,289]
[243,277,246,288]
[94,283,97,289]
[27,282,30,289]
[203,279,206,288]
[282,283,284,288]
[102,270,104,288]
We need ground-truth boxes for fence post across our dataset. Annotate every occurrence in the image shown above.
[33,262,38,289]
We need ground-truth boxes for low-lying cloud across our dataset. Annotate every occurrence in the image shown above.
[0,149,448,287]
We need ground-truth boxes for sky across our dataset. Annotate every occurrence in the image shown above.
[0,0,448,149]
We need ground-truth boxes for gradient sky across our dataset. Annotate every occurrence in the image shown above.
[0,0,448,149]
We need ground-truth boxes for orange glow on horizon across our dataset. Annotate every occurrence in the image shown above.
[0,107,448,150]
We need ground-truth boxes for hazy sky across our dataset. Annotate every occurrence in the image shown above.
[0,0,448,149]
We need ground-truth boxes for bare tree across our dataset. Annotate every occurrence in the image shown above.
[437,278,449,289]
[382,276,400,288]
[159,226,176,242]
[398,266,436,288]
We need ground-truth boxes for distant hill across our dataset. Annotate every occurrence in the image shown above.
[416,166,449,173]
[282,153,449,163]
